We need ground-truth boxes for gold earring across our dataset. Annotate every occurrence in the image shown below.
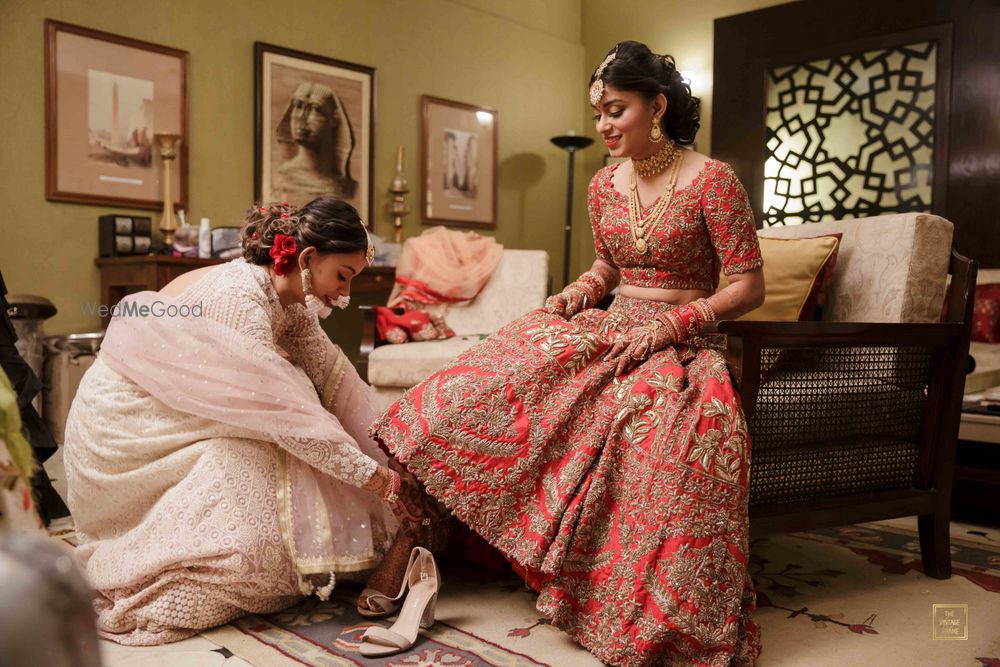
[301,267,313,295]
[649,117,664,143]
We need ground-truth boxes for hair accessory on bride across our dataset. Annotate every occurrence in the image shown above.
[590,50,617,106]
[270,234,298,276]
[362,223,376,267]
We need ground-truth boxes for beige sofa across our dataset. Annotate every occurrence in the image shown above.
[362,249,549,411]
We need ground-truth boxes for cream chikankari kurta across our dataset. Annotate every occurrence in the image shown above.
[64,259,395,645]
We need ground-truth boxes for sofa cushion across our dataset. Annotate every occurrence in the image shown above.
[368,334,487,387]
[721,234,840,321]
[971,283,1000,344]
[758,213,953,323]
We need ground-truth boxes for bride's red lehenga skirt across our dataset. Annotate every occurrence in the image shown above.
[371,296,760,666]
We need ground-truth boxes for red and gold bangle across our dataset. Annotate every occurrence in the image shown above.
[577,270,608,299]
[694,297,717,322]
[690,300,706,322]
[656,311,682,342]
[667,309,688,340]
[677,305,704,337]
[567,280,599,303]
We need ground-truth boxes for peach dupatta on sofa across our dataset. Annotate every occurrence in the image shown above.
[376,226,503,343]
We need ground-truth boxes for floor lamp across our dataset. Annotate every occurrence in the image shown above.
[550,134,594,287]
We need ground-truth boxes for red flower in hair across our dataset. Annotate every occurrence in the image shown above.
[270,234,298,275]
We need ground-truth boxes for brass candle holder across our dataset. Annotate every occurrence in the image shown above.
[154,132,182,245]
[387,145,410,244]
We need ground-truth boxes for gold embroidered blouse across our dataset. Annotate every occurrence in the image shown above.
[588,159,763,291]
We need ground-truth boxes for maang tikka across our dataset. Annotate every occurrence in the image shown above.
[589,50,617,107]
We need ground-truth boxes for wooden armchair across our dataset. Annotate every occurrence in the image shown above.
[709,213,976,579]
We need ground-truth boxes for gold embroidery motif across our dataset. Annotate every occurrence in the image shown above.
[588,160,763,292]
[527,323,607,374]
[684,397,748,484]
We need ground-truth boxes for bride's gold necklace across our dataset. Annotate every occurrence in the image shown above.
[628,148,683,254]
[632,141,681,177]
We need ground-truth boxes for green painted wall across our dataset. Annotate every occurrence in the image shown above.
[0,0,589,335]
[1,0,803,337]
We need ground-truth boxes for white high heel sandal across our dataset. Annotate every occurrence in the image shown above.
[356,546,426,618]
[359,547,440,657]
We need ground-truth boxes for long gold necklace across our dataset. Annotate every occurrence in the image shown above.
[628,152,682,254]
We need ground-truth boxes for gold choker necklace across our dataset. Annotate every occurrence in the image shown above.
[631,141,681,178]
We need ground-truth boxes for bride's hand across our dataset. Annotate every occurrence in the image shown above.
[544,289,588,319]
[604,319,675,375]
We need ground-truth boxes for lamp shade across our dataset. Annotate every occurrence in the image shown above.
[550,135,595,151]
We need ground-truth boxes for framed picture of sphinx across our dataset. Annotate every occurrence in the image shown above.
[254,42,376,229]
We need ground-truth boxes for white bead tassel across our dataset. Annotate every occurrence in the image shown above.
[316,572,336,601]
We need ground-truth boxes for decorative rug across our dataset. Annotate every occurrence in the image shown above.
[188,521,1000,667]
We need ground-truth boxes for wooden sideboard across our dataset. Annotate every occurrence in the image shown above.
[94,255,222,327]
[319,265,396,371]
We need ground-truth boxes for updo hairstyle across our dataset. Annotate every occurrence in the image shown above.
[590,40,701,145]
[241,196,368,267]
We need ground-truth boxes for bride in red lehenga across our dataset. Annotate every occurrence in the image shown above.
[368,41,766,666]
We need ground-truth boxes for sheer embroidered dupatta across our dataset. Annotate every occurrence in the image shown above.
[387,226,503,308]
[100,291,395,590]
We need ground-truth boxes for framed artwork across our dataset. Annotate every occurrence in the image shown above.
[45,20,188,210]
[255,42,375,229]
[421,95,497,228]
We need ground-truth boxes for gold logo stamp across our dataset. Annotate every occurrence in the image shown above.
[932,604,968,640]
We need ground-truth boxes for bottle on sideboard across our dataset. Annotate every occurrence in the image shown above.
[198,218,211,258]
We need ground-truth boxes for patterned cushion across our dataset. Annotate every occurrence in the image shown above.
[971,284,1000,344]
[758,213,953,323]
[721,234,840,321]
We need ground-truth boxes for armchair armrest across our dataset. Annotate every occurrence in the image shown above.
[715,319,965,411]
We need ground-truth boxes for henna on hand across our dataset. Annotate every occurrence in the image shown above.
[605,317,676,375]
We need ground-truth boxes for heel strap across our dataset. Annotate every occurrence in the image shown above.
[361,626,410,649]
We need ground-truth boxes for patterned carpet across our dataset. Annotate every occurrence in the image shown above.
[181,520,1000,667]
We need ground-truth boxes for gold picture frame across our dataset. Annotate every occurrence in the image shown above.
[45,20,189,210]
